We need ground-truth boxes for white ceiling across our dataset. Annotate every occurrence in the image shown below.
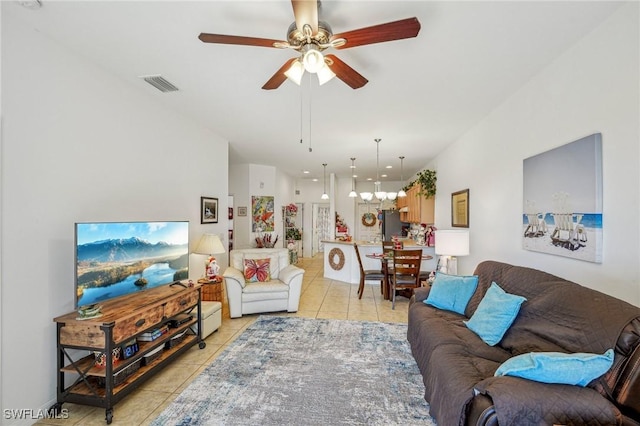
[5,0,623,183]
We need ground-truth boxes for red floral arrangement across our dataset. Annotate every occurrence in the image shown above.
[286,203,298,214]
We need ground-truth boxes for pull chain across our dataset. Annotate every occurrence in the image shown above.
[308,74,312,153]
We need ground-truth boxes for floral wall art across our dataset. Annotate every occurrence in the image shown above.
[252,196,275,232]
[523,133,603,263]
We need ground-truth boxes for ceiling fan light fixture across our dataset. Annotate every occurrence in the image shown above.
[284,60,304,85]
[317,63,336,85]
[302,45,325,73]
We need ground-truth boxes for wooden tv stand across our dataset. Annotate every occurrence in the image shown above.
[51,283,205,424]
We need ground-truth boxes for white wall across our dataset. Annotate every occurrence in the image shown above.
[429,3,640,306]
[229,163,251,249]
[1,11,228,423]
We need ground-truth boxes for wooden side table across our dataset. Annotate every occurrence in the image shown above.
[198,278,223,303]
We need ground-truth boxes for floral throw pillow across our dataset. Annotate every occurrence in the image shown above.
[244,258,271,283]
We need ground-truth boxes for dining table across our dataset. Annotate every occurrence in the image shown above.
[366,251,434,300]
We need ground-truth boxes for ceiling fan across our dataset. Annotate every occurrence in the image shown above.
[198,0,421,90]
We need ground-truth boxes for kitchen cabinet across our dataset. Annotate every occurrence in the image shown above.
[399,184,434,224]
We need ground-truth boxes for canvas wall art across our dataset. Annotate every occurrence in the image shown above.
[523,133,602,263]
[252,196,275,232]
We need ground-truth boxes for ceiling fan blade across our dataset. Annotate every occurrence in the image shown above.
[262,59,297,90]
[291,0,318,34]
[199,33,284,48]
[331,17,421,49]
[325,54,368,89]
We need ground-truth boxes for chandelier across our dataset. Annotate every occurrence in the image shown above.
[366,138,397,202]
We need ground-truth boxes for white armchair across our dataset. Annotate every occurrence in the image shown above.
[223,248,305,318]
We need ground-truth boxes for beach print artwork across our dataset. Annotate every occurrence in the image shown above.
[523,133,602,263]
[252,196,275,232]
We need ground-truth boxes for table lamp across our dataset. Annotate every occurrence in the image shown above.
[194,233,226,280]
[434,230,469,275]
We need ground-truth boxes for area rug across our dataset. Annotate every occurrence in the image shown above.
[151,315,435,425]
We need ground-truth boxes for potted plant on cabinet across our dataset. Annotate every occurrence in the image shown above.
[415,169,437,198]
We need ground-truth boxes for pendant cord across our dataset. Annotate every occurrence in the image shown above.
[308,75,312,153]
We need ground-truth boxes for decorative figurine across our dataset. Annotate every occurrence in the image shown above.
[426,225,437,247]
[206,256,220,280]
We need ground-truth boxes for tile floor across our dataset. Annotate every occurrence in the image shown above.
[37,255,411,425]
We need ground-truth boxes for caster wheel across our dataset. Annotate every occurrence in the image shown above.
[106,409,113,424]
[199,341,206,349]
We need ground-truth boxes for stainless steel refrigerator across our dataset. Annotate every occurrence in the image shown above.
[381,210,407,241]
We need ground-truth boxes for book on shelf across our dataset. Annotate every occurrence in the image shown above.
[138,325,169,341]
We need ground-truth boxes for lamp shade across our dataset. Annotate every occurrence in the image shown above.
[435,230,469,256]
[359,192,373,202]
[317,63,336,85]
[303,47,324,73]
[194,233,226,255]
[284,60,304,85]
[374,191,387,201]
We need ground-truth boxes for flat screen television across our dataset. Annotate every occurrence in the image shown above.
[75,221,189,308]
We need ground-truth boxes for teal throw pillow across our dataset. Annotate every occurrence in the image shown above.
[424,272,479,315]
[464,282,527,346]
[494,349,614,386]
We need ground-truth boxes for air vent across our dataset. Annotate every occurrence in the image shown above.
[140,75,179,93]
[19,1,42,10]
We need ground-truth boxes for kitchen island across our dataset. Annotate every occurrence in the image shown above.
[322,240,437,285]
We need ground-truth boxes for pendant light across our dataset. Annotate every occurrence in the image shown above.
[321,163,329,200]
[374,138,387,201]
[398,156,407,197]
[348,158,358,198]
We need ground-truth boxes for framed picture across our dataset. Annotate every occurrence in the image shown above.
[237,206,247,217]
[523,133,602,263]
[452,189,469,228]
[201,197,218,224]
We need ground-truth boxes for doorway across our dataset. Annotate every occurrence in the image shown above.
[311,203,330,256]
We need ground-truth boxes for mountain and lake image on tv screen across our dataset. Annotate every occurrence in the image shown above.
[75,221,189,308]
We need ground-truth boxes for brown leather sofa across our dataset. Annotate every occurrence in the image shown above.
[407,261,640,426]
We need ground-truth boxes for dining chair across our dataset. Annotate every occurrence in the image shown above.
[353,243,385,300]
[382,241,403,299]
[389,248,423,309]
